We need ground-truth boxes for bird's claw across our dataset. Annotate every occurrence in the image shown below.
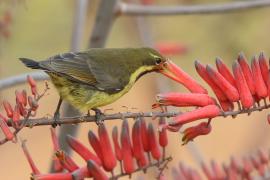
[52,112,60,128]
[92,108,104,125]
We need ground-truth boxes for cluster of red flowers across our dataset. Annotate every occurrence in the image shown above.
[23,117,170,179]
[0,76,43,144]
[171,148,269,180]
[154,52,270,144]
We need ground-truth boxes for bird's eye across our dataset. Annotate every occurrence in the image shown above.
[155,58,162,65]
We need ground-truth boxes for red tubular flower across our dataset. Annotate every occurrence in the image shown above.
[179,162,191,179]
[268,71,270,100]
[72,166,92,179]
[223,165,238,180]
[258,148,268,164]
[172,167,186,180]
[190,169,202,180]
[0,115,13,140]
[182,122,212,145]
[55,150,79,172]
[211,160,226,179]
[195,60,232,111]
[206,65,239,102]
[201,162,215,180]
[258,52,269,85]
[232,61,254,109]
[158,117,168,148]
[112,126,123,161]
[32,173,73,180]
[66,135,101,165]
[121,120,134,174]
[140,117,150,152]
[3,100,13,118]
[148,123,161,160]
[21,140,40,175]
[22,89,27,106]
[12,105,20,126]
[132,120,148,168]
[27,75,37,96]
[98,124,117,172]
[216,57,236,87]
[50,128,62,172]
[219,100,234,112]
[242,156,253,177]
[155,42,188,55]
[155,92,216,108]
[87,160,108,180]
[88,131,103,161]
[251,56,268,99]
[251,155,265,176]
[230,156,242,173]
[237,52,256,95]
[168,105,221,127]
[162,60,208,94]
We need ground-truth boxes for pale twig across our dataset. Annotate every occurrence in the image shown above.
[118,0,270,16]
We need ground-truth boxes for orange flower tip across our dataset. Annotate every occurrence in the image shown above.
[66,135,101,165]
[87,160,108,180]
[0,117,14,140]
[3,100,13,118]
[32,173,73,180]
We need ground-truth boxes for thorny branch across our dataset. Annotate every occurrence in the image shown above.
[5,102,270,128]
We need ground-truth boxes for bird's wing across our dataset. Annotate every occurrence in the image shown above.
[39,52,98,85]
[86,58,127,92]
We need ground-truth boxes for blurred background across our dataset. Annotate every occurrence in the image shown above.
[0,0,270,179]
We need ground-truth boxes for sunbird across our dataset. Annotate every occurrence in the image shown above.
[20,48,179,124]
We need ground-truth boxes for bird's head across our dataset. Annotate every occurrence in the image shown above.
[140,48,182,81]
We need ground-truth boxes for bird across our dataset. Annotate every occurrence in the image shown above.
[20,47,177,124]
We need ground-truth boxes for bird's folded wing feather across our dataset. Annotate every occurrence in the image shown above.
[39,52,98,85]
[39,51,127,93]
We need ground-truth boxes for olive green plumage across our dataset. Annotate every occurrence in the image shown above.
[20,48,166,111]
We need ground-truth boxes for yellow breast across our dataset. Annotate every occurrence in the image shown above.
[49,65,154,112]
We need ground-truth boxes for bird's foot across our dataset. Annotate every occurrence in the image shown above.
[92,108,104,125]
[52,111,60,128]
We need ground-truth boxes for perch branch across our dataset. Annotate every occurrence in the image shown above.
[118,0,270,16]
[6,103,270,127]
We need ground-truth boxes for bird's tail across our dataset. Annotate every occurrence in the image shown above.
[19,58,42,69]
